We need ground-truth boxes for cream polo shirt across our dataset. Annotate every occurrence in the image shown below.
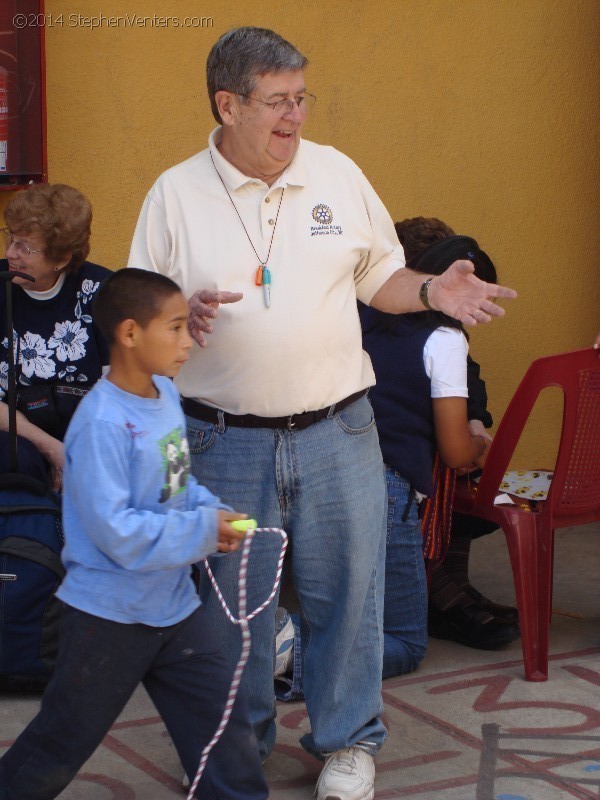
[128,128,405,416]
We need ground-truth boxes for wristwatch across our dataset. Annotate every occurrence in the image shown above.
[419,278,434,311]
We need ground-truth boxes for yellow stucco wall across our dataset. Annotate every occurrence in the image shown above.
[2,0,599,466]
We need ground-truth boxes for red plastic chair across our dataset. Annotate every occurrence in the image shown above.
[453,348,600,681]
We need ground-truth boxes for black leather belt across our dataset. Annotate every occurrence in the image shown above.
[182,390,366,431]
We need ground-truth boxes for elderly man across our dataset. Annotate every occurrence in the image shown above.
[129,27,515,800]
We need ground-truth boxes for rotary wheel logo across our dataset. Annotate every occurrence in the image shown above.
[312,204,333,225]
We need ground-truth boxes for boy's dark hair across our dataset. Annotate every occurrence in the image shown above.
[93,268,183,345]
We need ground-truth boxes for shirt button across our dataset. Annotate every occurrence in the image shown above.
[265,196,271,203]
[268,218,275,225]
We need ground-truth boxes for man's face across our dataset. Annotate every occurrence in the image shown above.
[220,70,308,183]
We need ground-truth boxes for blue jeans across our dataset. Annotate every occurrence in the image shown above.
[275,467,428,698]
[0,604,267,800]
[186,395,388,760]
[382,468,428,678]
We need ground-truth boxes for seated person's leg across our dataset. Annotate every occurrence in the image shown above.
[382,469,428,678]
[427,514,519,649]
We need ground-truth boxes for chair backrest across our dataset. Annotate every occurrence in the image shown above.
[473,348,600,525]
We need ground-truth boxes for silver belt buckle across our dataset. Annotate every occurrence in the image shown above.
[287,415,296,431]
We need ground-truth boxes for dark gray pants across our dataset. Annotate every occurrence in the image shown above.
[0,603,268,799]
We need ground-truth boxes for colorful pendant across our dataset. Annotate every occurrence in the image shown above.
[262,267,271,308]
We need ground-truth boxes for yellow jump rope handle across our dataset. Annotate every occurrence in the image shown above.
[230,519,258,532]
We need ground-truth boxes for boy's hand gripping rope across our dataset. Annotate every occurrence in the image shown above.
[186,526,288,800]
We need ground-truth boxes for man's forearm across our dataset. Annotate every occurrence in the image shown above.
[369,260,516,325]
[369,267,429,314]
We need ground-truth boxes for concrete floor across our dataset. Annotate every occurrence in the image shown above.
[1,522,598,799]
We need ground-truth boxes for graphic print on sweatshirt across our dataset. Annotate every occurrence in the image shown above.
[158,426,191,503]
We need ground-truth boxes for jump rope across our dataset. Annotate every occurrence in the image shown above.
[186,521,288,800]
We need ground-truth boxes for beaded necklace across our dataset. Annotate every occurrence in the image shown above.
[210,152,285,308]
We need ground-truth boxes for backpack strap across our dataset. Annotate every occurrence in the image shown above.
[0,536,65,579]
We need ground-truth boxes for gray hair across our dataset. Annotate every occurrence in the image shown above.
[206,27,308,123]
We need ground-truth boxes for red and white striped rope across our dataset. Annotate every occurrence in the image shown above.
[186,526,288,800]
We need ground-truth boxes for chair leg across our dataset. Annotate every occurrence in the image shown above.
[549,527,556,624]
[502,515,553,681]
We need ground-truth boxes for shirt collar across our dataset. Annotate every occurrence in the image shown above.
[23,272,66,300]
[208,126,306,192]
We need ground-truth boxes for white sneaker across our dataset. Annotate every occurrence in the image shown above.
[274,607,295,678]
[315,746,375,800]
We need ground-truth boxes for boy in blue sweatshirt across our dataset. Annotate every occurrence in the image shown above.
[0,269,268,799]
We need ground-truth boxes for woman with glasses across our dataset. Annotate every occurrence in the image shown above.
[0,183,111,489]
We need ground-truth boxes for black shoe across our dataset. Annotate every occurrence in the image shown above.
[464,585,519,625]
[428,603,520,650]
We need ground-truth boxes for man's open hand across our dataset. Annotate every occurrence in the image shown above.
[428,260,517,326]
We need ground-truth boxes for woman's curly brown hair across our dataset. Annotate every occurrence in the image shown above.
[4,183,92,273]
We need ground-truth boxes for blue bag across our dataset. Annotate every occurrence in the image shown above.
[0,473,64,691]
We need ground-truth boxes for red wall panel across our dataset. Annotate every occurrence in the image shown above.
[0,0,47,189]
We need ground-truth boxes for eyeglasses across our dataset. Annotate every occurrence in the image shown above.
[236,92,316,117]
[1,228,44,257]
